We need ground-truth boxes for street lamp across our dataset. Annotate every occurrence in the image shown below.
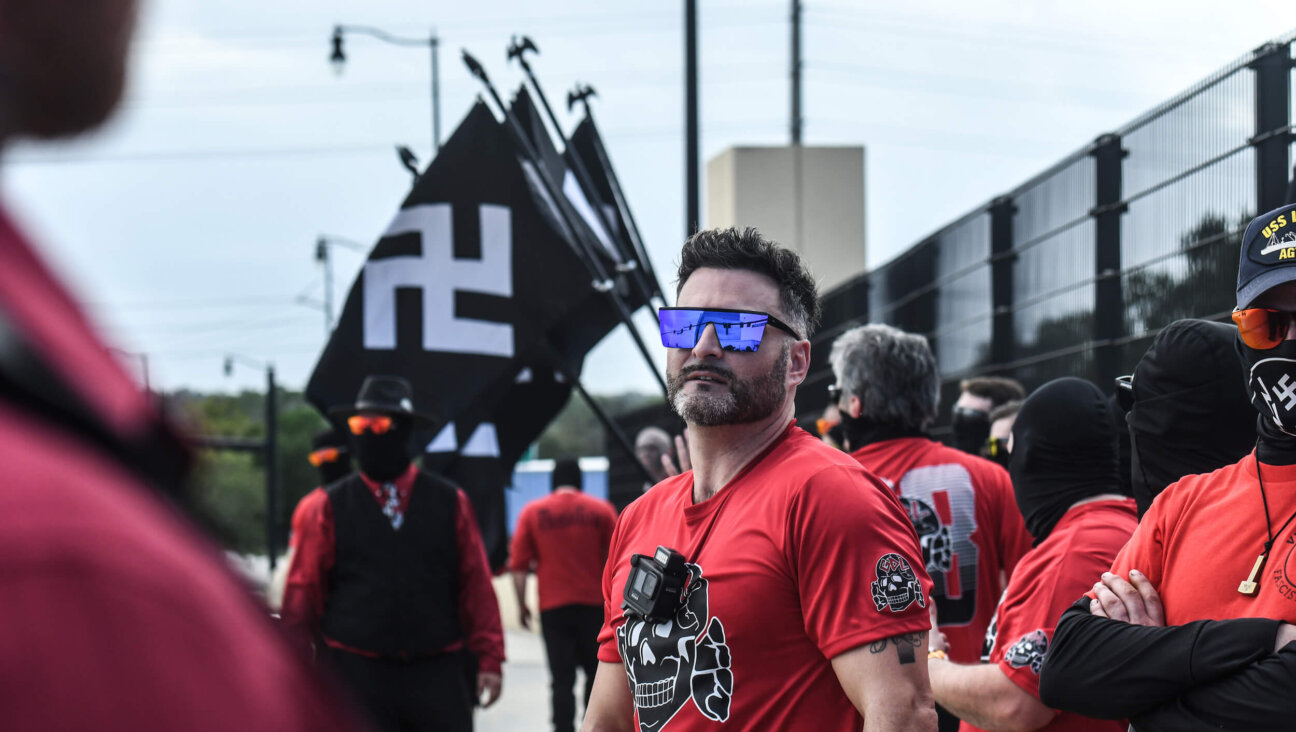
[224,353,280,571]
[329,24,441,157]
[315,234,368,334]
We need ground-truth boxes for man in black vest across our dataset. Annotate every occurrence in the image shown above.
[282,375,505,732]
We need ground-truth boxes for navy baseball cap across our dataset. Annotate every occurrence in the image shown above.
[1238,203,1296,309]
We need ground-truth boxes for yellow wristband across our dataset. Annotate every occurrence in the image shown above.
[928,649,948,660]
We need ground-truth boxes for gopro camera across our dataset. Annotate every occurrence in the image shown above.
[622,545,688,622]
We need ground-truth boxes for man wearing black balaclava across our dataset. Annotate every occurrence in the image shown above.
[927,377,1136,732]
[281,375,505,731]
[1126,319,1255,518]
[1040,205,1296,731]
[951,377,1025,456]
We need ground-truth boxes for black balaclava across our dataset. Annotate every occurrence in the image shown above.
[312,428,353,486]
[951,407,991,455]
[1105,393,1133,498]
[1010,377,1121,544]
[1130,320,1256,516]
[352,415,414,483]
[840,411,926,451]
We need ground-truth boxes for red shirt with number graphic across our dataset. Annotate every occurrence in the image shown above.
[850,438,1032,664]
[966,498,1137,732]
[598,424,933,732]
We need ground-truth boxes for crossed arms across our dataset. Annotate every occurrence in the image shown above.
[1039,571,1296,731]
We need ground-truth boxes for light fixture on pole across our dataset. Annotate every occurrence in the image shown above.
[329,24,441,156]
[314,234,368,334]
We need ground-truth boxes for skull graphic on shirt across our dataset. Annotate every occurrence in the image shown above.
[617,563,732,731]
[1005,629,1049,674]
[871,553,926,613]
[899,496,953,573]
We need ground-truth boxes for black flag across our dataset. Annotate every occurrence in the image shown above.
[567,112,665,303]
[307,101,623,567]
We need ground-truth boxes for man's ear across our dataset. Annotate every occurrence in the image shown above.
[848,394,862,419]
[787,340,811,387]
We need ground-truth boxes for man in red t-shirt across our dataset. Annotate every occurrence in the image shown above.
[510,458,617,732]
[827,324,1032,731]
[927,378,1134,732]
[0,3,369,729]
[581,228,937,732]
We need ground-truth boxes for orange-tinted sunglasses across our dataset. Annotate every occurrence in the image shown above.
[307,447,343,467]
[1233,307,1296,350]
[347,415,394,435]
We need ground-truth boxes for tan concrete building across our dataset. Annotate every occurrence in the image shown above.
[706,145,866,292]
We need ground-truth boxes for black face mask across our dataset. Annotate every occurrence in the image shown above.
[1010,378,1120,544]
[840,411,926,451]
[982,436,1011,470]
[353,421,414,483]
[951,406,990,455]
[316,458,353,487]
[1237,337,1296,465]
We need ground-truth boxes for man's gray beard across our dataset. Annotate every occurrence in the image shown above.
[667,343,790,426]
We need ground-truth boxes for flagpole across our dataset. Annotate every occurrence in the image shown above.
[463,49,668,399]
[507,37,664,309]
[568,84,669,307]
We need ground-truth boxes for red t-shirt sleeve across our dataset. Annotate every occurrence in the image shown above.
[279,487,333,647]
[453,490,506,674]
[1105,494,1169,590]
[988,562,1065,706]
[789,464,934,658]
[597,511,630,663]
[508,505,537,573]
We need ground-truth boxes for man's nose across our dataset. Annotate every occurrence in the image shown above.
[692,322,724,356]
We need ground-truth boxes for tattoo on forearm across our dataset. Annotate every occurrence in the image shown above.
[867,632,924,665]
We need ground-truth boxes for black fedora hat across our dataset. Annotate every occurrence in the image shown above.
[328,375,439,428]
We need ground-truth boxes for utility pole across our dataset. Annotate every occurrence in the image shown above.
[265,363,278,572]
[685,0,699,237]
[315,237,333,334]
[791,0,802,144]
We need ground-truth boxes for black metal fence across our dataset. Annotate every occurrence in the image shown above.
[799,35,1296,426]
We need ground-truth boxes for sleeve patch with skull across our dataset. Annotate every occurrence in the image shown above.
[1004,629,1049,674]
[870,553,926,613]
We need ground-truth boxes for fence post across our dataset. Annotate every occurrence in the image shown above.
[989,195,1016,371]
[1251,41,1292,215]
[1090,133,1127,391]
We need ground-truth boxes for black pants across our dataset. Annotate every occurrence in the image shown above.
[540,604,603,732]
[327,646,475,732]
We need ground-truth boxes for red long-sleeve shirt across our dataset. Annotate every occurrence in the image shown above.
[281,464,505,674]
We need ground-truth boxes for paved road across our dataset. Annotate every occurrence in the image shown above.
[478,577,594,732]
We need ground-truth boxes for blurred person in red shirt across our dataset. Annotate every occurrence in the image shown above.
[510,458,617,732]
[0,1,369,729]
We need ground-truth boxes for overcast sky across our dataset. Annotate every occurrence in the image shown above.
[6,1,1293,396]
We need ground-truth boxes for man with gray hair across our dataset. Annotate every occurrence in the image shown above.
[829,324,1030,732]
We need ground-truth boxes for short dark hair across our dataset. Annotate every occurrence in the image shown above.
[551,458,582,492]
[959,377,1025,408]
[677,227,821,339]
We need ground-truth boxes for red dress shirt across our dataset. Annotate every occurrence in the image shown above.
[281,464,506,674]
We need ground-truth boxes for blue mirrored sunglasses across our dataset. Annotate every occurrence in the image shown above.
[657,307,802,351]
